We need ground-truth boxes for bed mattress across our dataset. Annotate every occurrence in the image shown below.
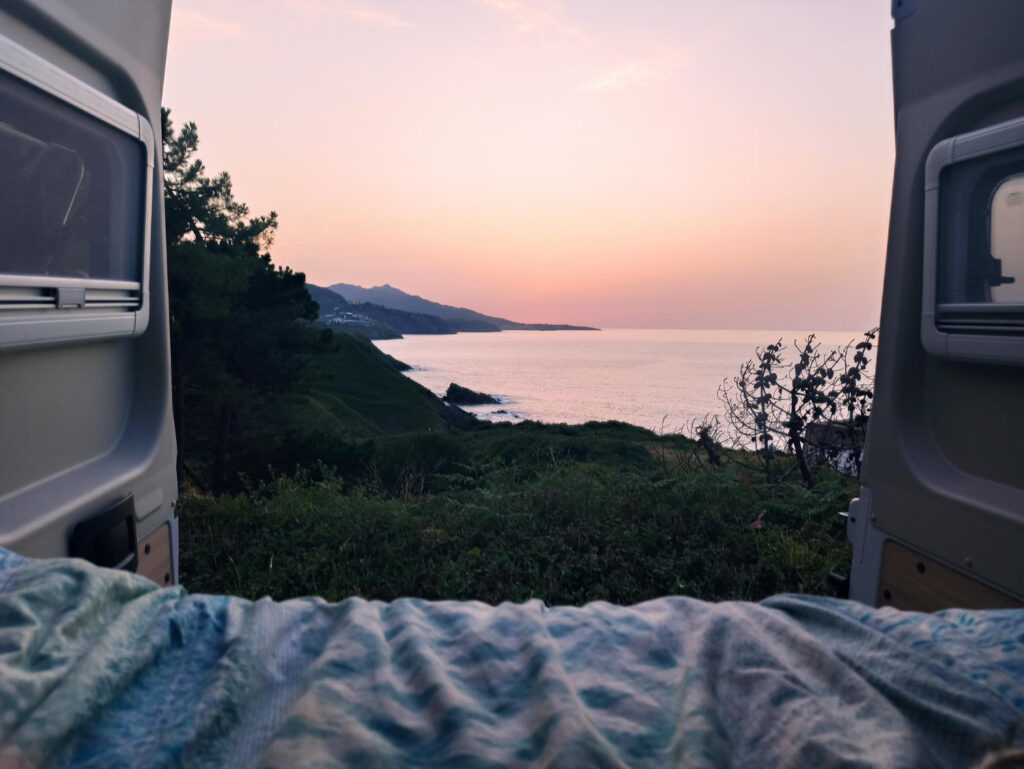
[0,547,1021,768]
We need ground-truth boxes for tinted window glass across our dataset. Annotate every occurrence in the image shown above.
[989,173,1024,303]
[0,69,144,282]
[937,145,1024,305]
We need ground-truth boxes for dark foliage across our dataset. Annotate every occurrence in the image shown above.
[164,110,321,490]
[179,422,854,605]
[716,330,878,486]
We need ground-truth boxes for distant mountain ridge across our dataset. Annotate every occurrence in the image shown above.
[306,284,460,339]
[327,282,598,332]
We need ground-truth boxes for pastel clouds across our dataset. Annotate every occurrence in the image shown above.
[337,4,409,28]
[583,49,688,94]
[164,1,894,330]
[171,8,249,42]
[473,0,581,40]
[171,1,409,44]
[281,0,409,28]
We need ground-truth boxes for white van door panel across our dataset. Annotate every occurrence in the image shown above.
[0,1,176,581]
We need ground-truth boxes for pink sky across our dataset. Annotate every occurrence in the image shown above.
[164,0,894,330]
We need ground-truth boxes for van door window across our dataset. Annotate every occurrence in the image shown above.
[922,119,1024,359]
[0,68,144,283]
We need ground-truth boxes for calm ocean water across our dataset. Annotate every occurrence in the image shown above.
[375,328,868,433]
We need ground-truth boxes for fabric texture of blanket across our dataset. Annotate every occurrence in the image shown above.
[0,546,1021,768]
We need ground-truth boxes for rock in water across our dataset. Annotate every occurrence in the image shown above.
[444,383,499,405]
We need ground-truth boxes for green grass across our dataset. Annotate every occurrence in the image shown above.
[178,421,854,606]
[295,331,468,436]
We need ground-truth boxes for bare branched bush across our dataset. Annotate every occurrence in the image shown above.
[831,329,877,476]
[717,329,878,486]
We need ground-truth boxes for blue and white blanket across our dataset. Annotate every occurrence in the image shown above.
[0,547,1021,768]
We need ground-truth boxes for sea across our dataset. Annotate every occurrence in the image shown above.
[375,328,870,434]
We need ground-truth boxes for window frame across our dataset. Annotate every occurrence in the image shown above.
[0,35,154,350]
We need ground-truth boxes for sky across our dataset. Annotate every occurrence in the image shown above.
[164,0,895,330]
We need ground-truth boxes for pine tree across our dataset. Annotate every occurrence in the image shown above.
[162,109,318,490]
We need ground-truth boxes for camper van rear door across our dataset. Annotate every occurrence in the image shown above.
[851,0,1024,608]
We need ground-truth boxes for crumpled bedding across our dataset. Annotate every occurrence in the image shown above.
[0,547,1021,769]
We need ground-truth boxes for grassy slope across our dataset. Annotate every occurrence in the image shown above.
[179,421,853,606]
[204,330,473,489]
[276,331,468,438]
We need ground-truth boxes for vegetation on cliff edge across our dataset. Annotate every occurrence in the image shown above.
[179,421,853,606]
[166,112,856,607]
